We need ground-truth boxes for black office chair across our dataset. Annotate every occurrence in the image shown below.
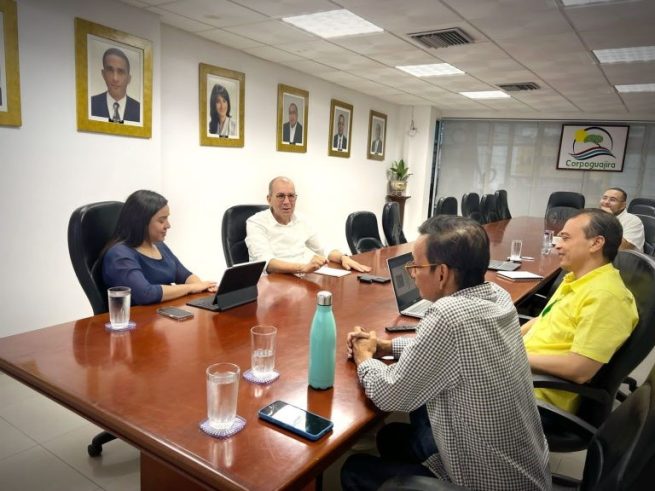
[636,214,655,256]
[545,191,585,224]
[479,194,499,223]
[628,197,655,215]
[630,204,655,217]
[221,204,268,267]
[533,250,655,453]
[382,202,407,246]
[380,361,655,491]
[434,196,458,216]
[345,211,384,254]
[494,189,511,220]
[461,193,482,223]
[68,201,123,457]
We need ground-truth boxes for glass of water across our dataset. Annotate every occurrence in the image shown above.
[510,239,523,261]
[250,325,277,378]
[206,363,240,430]
[542,230,554,254]
[107,286,131,330]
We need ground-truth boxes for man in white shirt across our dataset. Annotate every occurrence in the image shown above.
[246,176,371,274]
[599,187,645,251]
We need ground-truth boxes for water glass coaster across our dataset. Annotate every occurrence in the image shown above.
[243,369,280,385]
[199,416,246,438]
[104,321,136,332]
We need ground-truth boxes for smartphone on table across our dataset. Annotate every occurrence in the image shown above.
[258,400,333,441]
[156,307,194,321]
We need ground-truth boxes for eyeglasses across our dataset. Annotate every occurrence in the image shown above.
[600,195,624,204]
[404,261,442,273]
[273,193,298,201]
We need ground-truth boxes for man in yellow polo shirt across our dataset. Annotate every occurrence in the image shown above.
[521,208,638,413]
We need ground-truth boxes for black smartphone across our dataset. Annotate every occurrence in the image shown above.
[258,400,333,441]
[385,325,417,332]
[156,307,194,321]
[358,274,391,284]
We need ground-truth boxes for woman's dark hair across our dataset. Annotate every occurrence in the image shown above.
[418,215,490,290]
[111,190,168,247]
[208,84,231,134]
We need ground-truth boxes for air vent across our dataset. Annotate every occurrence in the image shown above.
[408,28,472,49]
[497,82,541,92]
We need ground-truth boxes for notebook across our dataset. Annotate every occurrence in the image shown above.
[496,270,544,282]
[387,252,433,319]
[488,259,521,271]
[187,261,266,312]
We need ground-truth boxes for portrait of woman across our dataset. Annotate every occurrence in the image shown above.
[208,83,236,138]
[102,190,216,305]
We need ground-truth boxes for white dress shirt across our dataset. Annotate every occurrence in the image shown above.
[617,208,645,251]
[245,209,325,267]
[105,93,127,121]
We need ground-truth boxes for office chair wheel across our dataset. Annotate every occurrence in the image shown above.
[87,443,103,457]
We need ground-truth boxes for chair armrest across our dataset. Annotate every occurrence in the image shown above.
[380,476,469,491]
[518,314,533,325]
[536,399,597,436]
[532,374,612,405]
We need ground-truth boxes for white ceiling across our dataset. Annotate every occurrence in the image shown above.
[118,0,655,119]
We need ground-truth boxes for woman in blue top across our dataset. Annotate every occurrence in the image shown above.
[103,190,216,305]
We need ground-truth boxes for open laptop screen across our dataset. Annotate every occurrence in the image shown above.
[387,252,423,311]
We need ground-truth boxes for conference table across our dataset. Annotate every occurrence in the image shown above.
[0,217,562,491]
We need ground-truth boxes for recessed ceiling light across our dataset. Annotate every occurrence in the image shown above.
[560,0,615,6]
[282,9,383,38]
[593,46,655,63]
[615,83,655,93]
[396,63,464,77]
[459,91,511,99]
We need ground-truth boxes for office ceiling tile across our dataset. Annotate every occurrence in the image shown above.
[580,26,655,51]
[388,93,432,105]
[156,0,268,28]
[330,32,417,56]
[147,6,215,32]
[367,49,445,67]
[276,59,337,75]
[198,29,265,49]
[602,63,655,85]
[427,75,495,92]
[275,39,349,58]
[242,46,304,63]
[120,0,149,7]
[471,10,572,41]
[223,20,315,44]
[565,1,655,33]
[442,0,557,20]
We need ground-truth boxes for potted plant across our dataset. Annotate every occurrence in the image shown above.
[388,159,412,195]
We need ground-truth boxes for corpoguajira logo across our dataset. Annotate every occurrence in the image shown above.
[569,126,615,160]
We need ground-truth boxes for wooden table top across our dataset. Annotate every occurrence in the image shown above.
[0,217,561,491]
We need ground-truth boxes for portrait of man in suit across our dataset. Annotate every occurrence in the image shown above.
[282,101,303,145]
[333,113,348,151]
[371,122,383,154]
[90,47,140,123]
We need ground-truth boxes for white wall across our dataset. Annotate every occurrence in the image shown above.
[0,1,408,337]
[160,25,400,281]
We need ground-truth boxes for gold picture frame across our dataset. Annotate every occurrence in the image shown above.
[328,99,353,158]
[367,110,387,161]
[276,83,308,153]
[75,18,152,138]
[0,0,21,127]
[199,63,245,147]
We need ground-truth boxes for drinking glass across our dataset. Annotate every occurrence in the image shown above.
[206,363,240,430]
[250,325,277,377]
[510,240,523,261]
[542,230,554,254]
[107,286,131,330]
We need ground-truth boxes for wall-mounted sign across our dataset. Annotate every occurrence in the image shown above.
[556,124,629,172]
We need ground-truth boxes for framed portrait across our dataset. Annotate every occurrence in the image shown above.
[367,110,387,161]
[0,0,21,127]
[328,99,353,158]
[276,83,308,153]
[75,18,152,138]
[199,63,245,148]
[556,124,629,172]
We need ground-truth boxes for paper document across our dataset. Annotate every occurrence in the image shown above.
[496,271,544,281]
[314,266,351,277]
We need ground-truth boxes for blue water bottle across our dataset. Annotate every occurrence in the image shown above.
[308,291,337,390]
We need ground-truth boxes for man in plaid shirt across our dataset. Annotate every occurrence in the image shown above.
[341,216,550,490]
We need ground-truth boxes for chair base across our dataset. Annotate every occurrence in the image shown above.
[87,430,117,457]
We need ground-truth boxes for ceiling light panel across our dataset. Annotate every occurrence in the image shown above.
[396,63,464,77]
[282,9,383,38]
[615,83,655,92]
[459,91,511,99]
[593,46,655,63]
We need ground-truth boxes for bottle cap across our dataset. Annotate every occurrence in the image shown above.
[316,291,332,306]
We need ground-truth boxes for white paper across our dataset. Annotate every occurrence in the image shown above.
[497,271,544,280]
[314,266,351,277]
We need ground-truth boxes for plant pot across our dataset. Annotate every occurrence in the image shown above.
[389,180,407,196]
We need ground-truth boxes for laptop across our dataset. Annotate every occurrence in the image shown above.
[187,261,266,312]
[387,252,433,319]
[488,259,521,272]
